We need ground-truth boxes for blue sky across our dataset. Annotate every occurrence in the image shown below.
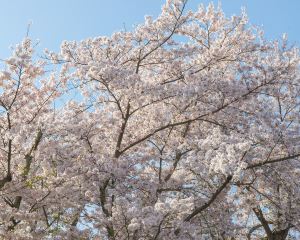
[0,0,299,58]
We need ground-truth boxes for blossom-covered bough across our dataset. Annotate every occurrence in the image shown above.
[0,0,299,239]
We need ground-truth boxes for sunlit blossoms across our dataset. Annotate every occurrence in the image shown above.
[0,1,299,239]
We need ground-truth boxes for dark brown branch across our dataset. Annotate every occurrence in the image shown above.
[42,206,50,227]
[183,175,232,222]
[164,149,191,182]
[99,179,110,217]
[153,213,169,240]
[115,102,130,158]
[247,224,263,240]
[174,175,232,236]
[252,207,273,239]
[120,80,271,156]
[99,179,115,238]
[0,113,13,190]
[8,67,22,110]
[246,153,300,169]
[22,129,43,178]
[119,116,204,155]
[29,191,51,213]
[136,0,188,70]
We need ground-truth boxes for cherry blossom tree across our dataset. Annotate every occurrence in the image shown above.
[0,0,299,239]
[0,38,68,238]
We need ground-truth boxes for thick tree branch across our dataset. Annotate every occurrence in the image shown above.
[247,153,300,169]
[184,175,232,222]
[252,207,273,239]
[0,113,13,190]
[22,129,43,178]
[115,101,130,158]
[174,175,232,236]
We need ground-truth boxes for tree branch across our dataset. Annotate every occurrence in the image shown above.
[252,207,273,239]
[247,153,300,169]
[174,175,232,236]
[184,175,232,222]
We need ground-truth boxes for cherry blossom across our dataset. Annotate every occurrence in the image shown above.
[0,1,299,239]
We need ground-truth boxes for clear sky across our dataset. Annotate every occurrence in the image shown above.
[0,0,299,58]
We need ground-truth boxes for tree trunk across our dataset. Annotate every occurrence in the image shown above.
[272,228,289,240]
